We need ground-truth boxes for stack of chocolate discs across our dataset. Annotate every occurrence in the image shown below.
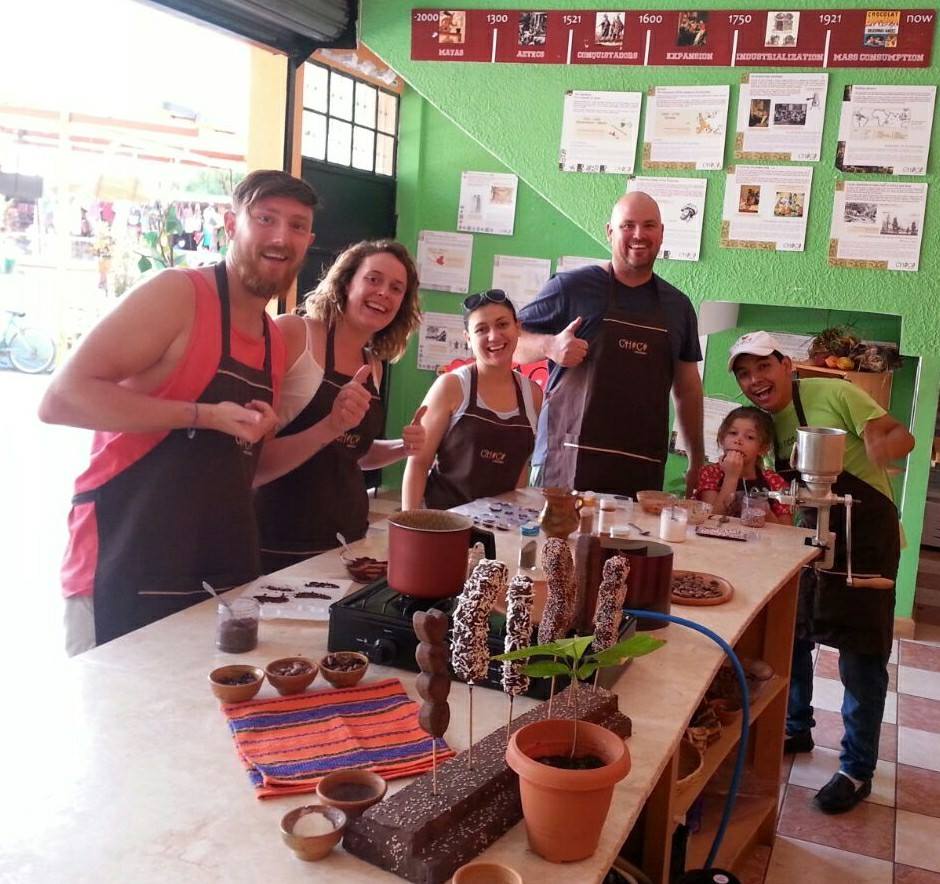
[413,609,451,739]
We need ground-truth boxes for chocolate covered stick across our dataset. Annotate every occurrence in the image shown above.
[538,539,574,716]
[503,574,534,735]
[591,555,630,690]
[413,610,451,795]
[451,559,508,766]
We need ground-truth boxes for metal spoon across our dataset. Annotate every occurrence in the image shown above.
[202,580,233,615]
[627,522,651,537]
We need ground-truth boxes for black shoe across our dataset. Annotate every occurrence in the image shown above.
[783,731,814,754]
[813,772,872,814]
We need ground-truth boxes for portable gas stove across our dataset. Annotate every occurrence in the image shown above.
[328,578,636,700]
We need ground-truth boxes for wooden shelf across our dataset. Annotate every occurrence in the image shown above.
[674,675,786,817]
[686,793,777,870]
[793,362,893,410]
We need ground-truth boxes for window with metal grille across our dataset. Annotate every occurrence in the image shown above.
[300,62,398,176]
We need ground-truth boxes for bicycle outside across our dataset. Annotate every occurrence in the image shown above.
[0,310,57,373]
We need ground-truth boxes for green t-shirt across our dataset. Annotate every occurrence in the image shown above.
[772,377,893,501]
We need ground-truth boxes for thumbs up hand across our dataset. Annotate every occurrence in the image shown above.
[549,316,589,367]
[402,405,428,454]
[327,364,373,436]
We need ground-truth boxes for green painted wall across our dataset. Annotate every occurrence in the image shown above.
[362,0,940,619]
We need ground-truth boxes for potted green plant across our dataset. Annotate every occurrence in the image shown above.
[494,633,664,862]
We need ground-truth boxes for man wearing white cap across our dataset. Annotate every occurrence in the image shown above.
[729,330,913,814]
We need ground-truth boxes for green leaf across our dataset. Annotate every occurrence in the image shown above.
[493,637,587,662]
[590,634,666,668]
[568,635,595,663]
[577,661,599,680]
[522,661,570,678]
[137,256,152,273]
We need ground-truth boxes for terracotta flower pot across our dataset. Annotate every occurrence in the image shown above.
[505,718,630,862]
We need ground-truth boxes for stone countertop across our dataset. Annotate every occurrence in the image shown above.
[0,491,816,884]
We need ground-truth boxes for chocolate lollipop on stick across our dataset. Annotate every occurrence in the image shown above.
[538,539,574,716]
[413,609,451,795]
[591,555,630,689]
[503,574,534,734]
[451,559,507,767]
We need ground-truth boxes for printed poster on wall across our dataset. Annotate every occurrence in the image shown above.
[836,84,937,175]
[829,181,927,272]
[673,396,741,462]
[491,255,552,311]
[627,176,707,262]
[417,311,470,371]
[720,164,813,252]
[735,72,829,161]
[457,171,519,235]
[416,230,473,293]
[642,85,729,171]
[556,255,608,273]
[558,89,642,174]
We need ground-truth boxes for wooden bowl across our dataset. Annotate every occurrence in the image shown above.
[453,862,524,884]
[265,657,318,696]
[318,651,369,688]
[316,769,387,817]
[280,805,346,861]
[208,665,264,703]
[671,571,734,607]
[636,490,677,515]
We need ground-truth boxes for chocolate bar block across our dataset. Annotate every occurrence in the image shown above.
[343,686,631,883]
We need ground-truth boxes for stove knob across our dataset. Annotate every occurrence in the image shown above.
[368,638,398,664]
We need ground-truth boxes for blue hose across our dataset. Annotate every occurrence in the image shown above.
[623,609,751,870]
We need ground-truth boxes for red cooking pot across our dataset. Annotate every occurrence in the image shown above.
[387,509,496,599]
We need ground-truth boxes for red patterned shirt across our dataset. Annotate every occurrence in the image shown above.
[695,463,792,519]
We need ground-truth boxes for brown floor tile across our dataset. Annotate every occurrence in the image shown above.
[780,754,794,783]
[898,695,940,735]
[737,843,772,884]
[896,864,940,883]
[817,649,841,679]
[896,764,940,819]
[811,708,898,762]
[777,784,896,861]
[890,664,900,692]
[900,642,940,673]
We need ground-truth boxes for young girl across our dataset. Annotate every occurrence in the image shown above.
[695,406,791,523]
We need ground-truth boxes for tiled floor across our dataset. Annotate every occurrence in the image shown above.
[740,626,940,883]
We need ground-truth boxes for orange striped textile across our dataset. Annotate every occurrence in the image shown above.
[222,677,454,799]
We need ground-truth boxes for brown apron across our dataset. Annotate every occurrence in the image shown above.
[255,324,384,572]
[779,381,899,658]
[74,262,273,645]
[543,269,674,496]
[425,365,535,509]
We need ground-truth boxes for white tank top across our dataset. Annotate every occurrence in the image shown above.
[447,363,539,432]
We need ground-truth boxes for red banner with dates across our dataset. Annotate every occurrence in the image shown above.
[411,9,935,68]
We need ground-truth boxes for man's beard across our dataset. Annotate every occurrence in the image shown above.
[230,243,298,299]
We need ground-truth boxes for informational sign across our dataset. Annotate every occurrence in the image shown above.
[556,255,608,273]
[643,85,729,171]
[457,171,519,235]
[411,9,935,68]
[417,311,470,371]
[836,84,937,175]
[721,164,814,252]
[627,176,707,262]
[768,332,814,363]
[416,230,473,293]
[829,181,927,272]
[491,255,552,311]
[559,90,642,174]
[735,73,829,162]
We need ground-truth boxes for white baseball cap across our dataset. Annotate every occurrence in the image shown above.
[727,330,785,371]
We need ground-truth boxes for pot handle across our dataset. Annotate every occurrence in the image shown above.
[470,527,496,559]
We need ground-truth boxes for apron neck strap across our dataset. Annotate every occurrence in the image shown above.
[792,379,808,426]
[213,262,232,360]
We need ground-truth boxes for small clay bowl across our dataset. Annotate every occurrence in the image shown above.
[318,651,369,688]
[280,805,346,861]
[637,489,677,515]
[265,657,318,696]
[453,861,523,884]
[711,698,743,726]
[316,769,387,817]
[208,665,264,703]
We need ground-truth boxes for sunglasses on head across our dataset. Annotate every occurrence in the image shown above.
[462,289,510,312]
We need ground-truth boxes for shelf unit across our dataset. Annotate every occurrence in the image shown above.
[792,362,893,410]
[640,573,799,883]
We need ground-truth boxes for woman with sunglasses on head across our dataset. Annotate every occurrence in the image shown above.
[402,290,542,510]
[253,240,424,573]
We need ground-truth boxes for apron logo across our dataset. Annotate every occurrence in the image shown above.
[480,447,507,464]
[341,432,361,448]
[618,338,648,354]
